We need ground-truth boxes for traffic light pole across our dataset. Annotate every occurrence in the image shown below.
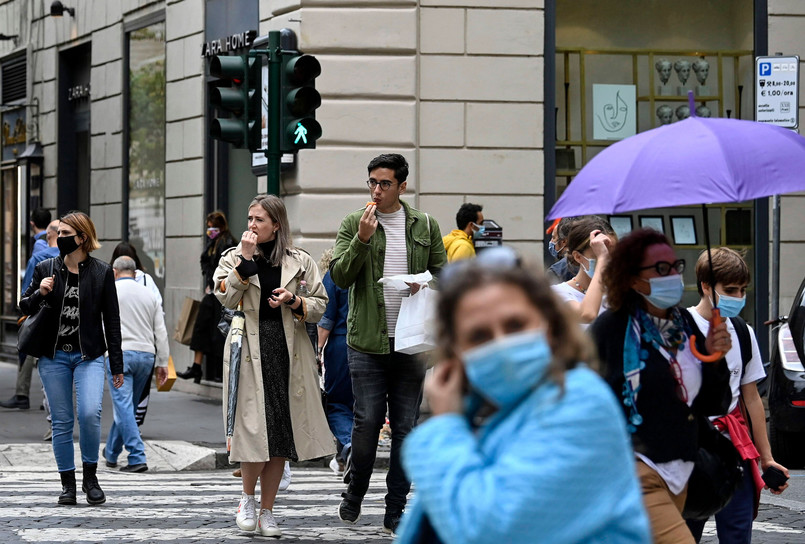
[265,30,282,196]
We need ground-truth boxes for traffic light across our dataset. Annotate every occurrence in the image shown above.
[209,53,262,150]
[278,52,322,152]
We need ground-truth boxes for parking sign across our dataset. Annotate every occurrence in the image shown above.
[755,55,800,128]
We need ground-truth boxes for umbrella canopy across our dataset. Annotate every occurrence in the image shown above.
[548,116,805,220]
[226,306,246,439]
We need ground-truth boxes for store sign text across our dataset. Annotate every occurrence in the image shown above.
[67,83,91,101]
[201,30,257,58]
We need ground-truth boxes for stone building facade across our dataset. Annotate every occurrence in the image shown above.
[0,0,801,367]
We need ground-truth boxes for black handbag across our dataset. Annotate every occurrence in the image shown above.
[682,417,745,520]
[17,258,55,354]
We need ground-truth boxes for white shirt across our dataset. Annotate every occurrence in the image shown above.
[115,277,170,367]
[687,307,766,414]
[550,282,607,329]
[376,207,408,337]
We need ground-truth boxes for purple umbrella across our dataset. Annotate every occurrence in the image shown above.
[547,96,805,361]
[548,114,805,220]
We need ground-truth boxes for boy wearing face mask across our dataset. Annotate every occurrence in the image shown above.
[685,248,789,543]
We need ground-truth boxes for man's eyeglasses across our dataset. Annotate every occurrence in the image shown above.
[638,259,685,276]
[367,179,397,191]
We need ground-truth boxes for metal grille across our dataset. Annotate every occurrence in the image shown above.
[1,56,26,103]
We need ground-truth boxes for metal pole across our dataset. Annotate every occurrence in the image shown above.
[266,31,282,196]
[771,194,780,320]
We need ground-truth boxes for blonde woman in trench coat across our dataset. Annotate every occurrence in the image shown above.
[215,194,335,537]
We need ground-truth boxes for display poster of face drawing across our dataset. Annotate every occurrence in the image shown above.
[675,105,691,121]
[592,84,637,141]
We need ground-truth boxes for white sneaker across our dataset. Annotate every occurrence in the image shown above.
[235,493,257,531]
[258,508,282,537]
[329,456,344,476]
[278,461,291,491]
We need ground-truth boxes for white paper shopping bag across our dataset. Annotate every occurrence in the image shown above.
[394,287,438,355]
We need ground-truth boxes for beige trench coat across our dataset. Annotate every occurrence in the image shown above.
[214,244,335,462]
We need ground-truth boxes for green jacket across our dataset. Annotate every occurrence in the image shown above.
[330,199,447,354]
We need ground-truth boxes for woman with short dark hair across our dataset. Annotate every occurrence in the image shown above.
[20,211,123,506]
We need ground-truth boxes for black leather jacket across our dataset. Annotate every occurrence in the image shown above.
[19,255,123,374]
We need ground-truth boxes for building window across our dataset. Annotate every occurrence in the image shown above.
[126,21,166,293]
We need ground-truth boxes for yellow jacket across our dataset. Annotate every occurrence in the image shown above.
[443,229,475,262]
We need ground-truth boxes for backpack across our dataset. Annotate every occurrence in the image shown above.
[729,315,754,439]
[729,316,753,380]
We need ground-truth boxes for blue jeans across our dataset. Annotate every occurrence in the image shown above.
[347,341,426,512]
[38,351,106,472]
[105,351,155,466]
[324,334,353,460]
[686,458,756,544]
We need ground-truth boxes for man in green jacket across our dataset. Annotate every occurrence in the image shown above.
[331,153,446,535]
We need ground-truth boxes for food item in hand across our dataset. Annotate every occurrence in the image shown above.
[366,201,376,207]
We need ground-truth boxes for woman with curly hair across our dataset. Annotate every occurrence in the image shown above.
[590,229,733,543]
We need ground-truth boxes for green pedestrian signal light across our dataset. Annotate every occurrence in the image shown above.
[278,53,322,152]
[209,53,262,150]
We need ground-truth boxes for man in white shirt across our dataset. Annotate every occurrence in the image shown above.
[102,256,170,473]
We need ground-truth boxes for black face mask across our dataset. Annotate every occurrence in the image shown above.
[57,235,81,257]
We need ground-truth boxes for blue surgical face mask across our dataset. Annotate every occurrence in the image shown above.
[472,222,486,237]
[462,329,552,410]
[548,240,559,258]
[638,274,684,309]
[580,256,596,279]
[716,290,746,318]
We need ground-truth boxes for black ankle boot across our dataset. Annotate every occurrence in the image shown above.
[81,462,106,505]
[58,470,77,505]
[177,364,203,384]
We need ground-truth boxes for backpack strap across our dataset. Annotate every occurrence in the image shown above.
[729,316,752,381]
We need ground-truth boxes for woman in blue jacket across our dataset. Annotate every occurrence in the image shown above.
[395,248,650,544]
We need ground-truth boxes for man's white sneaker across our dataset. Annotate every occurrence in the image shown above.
[235,493,257,531]
[258,508,282,537]
[278,461,292,491]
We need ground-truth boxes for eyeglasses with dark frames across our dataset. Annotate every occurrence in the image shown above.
[638,259,685,277]
[367,179,397,191]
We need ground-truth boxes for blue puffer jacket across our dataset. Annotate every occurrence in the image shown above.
[396,366,651,544]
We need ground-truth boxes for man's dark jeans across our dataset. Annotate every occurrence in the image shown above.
[347,341,426,512]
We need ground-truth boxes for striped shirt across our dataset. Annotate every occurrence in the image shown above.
[376,207,408,337]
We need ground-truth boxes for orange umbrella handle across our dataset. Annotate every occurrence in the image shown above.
[689,308,723,363]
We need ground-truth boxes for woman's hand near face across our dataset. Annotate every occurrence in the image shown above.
[589,230,612,260]
[240,230,258,260]
[426,359,465,416]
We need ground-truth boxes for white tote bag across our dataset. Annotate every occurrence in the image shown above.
[394,286,438,355]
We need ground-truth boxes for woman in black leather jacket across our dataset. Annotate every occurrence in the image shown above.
[20,211,123,507]
[590,229,732,544]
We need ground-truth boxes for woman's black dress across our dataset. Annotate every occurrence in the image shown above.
[254,240,298,461]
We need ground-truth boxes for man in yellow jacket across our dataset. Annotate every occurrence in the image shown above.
[442,203,484,262]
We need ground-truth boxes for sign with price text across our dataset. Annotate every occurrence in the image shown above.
[755,55,799,129]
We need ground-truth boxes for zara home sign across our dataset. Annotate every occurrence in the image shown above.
[201,30,257,58]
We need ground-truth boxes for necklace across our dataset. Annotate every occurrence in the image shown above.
[572,279,587,294]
